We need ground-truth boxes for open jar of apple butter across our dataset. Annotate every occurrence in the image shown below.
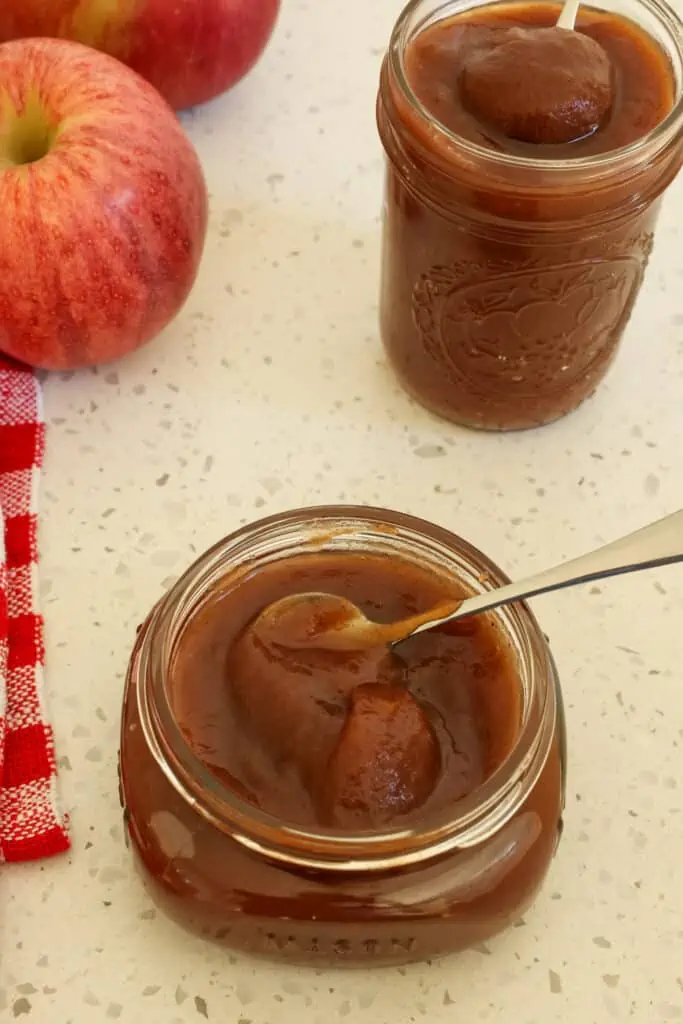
[377,0,683,430]
[119,507,566,966]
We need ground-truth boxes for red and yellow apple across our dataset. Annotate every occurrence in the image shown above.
[0,38,208,371]
[0,0,281,111]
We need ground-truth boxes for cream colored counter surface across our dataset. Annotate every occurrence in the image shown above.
[2,2,682,1021]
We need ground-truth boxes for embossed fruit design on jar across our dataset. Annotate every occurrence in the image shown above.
[377,0,683,430]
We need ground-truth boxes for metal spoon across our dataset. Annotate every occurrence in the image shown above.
[556,0,581,30]
[258,509,683,652]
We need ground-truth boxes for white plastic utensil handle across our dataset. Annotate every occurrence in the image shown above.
[556,0,581,29]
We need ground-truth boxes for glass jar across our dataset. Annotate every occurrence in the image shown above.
[377,0,683,431]
[119,506,566,966]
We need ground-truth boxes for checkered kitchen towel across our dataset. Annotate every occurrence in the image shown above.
[0,354,69,862]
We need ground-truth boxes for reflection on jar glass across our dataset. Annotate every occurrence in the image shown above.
[377,0,683,430]
[119,507,566,966]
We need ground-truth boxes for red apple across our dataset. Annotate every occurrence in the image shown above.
[0,0,281,111]
[0,38,208,371]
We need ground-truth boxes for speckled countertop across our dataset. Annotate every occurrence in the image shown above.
[2,1,683,1021]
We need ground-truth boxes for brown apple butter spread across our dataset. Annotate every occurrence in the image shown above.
[378,1,682,429]
[407,7,673,157]
[458,27,614,145]
[171,551,521,830]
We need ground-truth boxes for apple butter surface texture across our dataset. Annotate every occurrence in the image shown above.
[406,5,672,158]
[172,551,521,831]
[459,26,613,145]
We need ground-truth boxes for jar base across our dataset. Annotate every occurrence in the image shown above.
[385,355,608,432]
[131,847,553,968]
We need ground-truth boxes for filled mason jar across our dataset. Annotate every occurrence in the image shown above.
[119,507,566,966]
[377,0,683,430]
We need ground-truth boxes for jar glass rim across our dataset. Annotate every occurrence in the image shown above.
[138,505,558,872]
[388,0,683,176]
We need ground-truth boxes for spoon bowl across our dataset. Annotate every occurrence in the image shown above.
[256,591,462,651]
[256,508,683,652]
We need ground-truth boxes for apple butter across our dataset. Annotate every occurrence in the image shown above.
[120,507,566,965]
[173,550,521,831]
[377,0,683,429]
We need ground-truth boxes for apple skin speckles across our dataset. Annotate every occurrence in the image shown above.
[0,38,208,370]
[0,0,281,110]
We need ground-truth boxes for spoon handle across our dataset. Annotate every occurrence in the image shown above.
[412,508,683,634]
[556,0,581,30]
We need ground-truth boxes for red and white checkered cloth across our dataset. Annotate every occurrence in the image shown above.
[0,354,69,862]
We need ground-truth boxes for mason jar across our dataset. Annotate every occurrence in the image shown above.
[377,0,683,430]
[119,506,566,966]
